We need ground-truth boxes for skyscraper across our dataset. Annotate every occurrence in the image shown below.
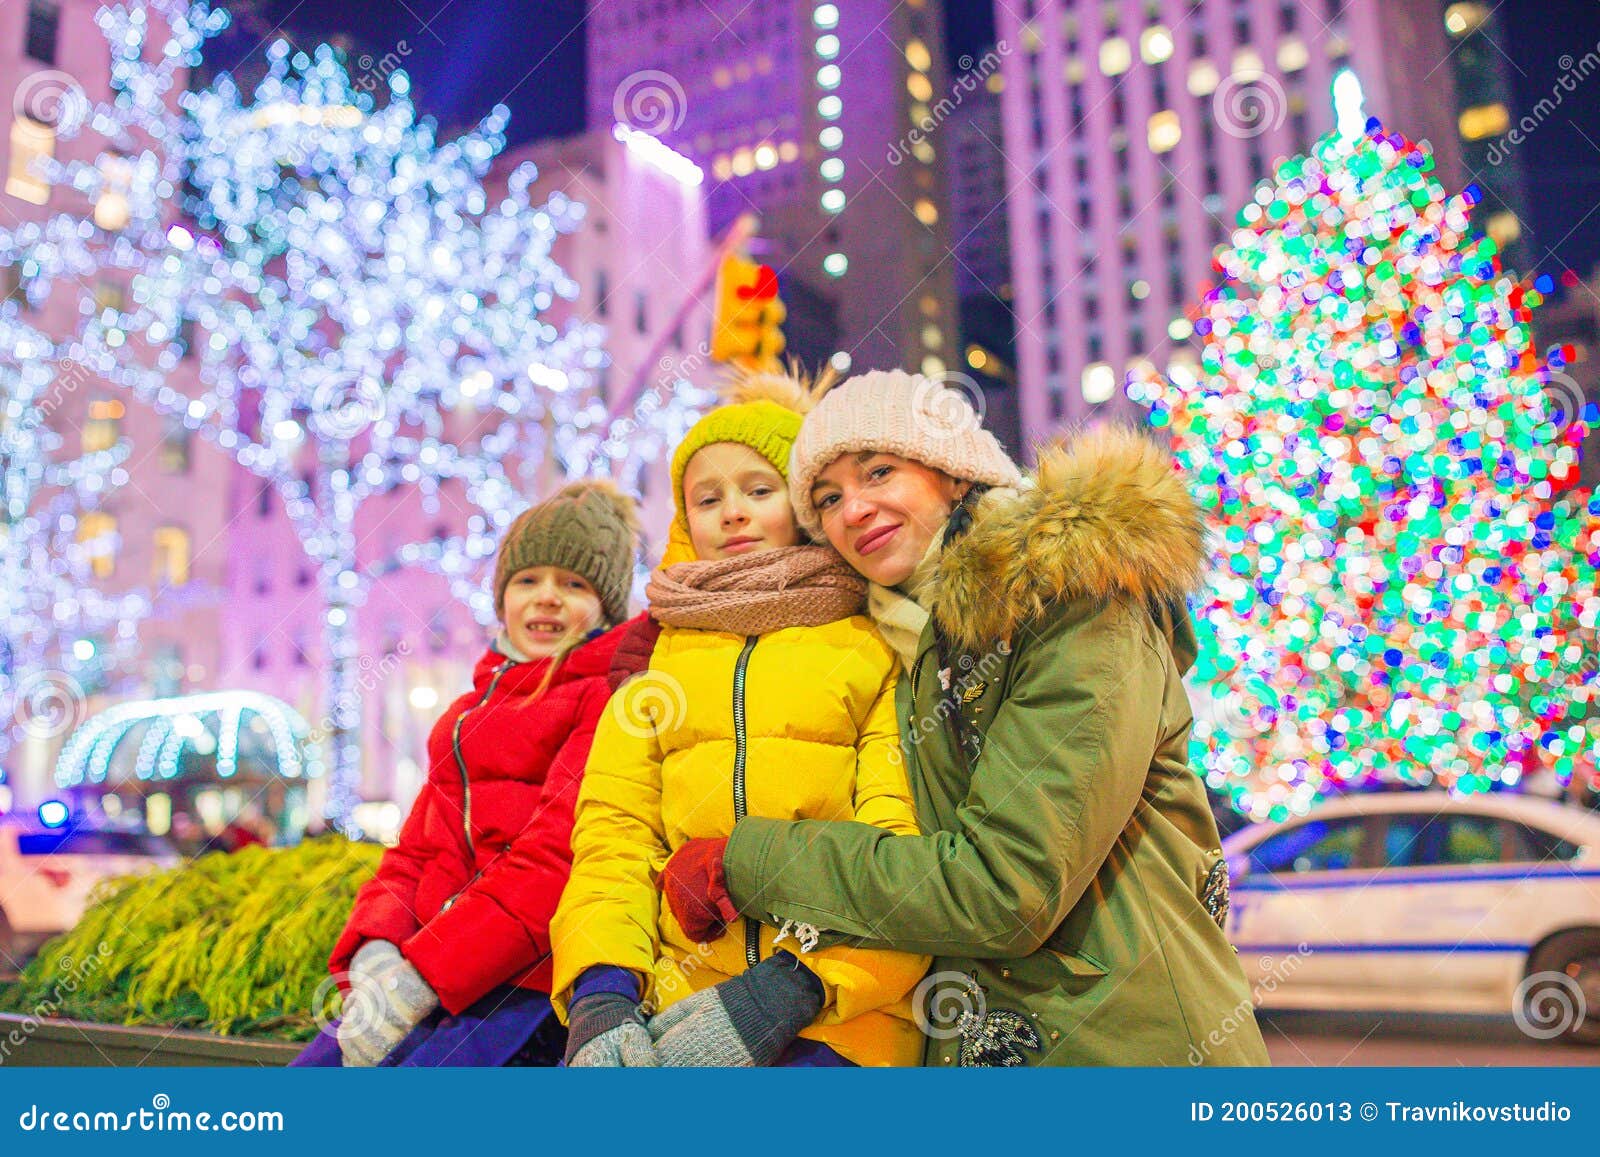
[586,0,958,379]
[995,0,1468,447]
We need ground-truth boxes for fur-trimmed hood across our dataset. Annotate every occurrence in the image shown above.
[925,426,1208,652]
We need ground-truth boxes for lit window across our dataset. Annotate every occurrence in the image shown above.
[6,117,54,205]
[817,64,842,89]
[816,34,840,58]
[713,67,732,88]
[78,512,117,579]
[732,148,755,176]
[1486,211,1521,244]
[912,140,936,164]
[1168,316,1194,341]
[1063,58,1085,84]
[821,188,846,213]
[1278,38,1309,72]
[82,398,124,454]
[906,39,932,72]
[1100,37,1132,76]
[907,73,933,102]
[754,143,778,170]
[1459,103,1510,141]
[94,154,133,231]
[1147,110,1181,153]
[913,198,939,225]
[1187,60,1220,96]
[1140,26,1174,64]
[813,4,839,30]
[778,141,799,162]
[1130,279,1151,301]
[919,294,940,317]
[1444,2,1491,36]
[986,73,1004,94]
[830,351,853,372]
[922,324,943,349]
[712,155,733,181]
[921,355,946,376]
[819,125,843,150]
[153,526,191,586]
[1082,362,1116,404]
[820,157,845,182]
[1232,48,1265,77]
[823,252,849,277]
[818,95,843,119]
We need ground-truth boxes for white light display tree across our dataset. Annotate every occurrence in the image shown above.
[2,1,704,827]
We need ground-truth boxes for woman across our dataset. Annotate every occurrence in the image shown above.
[551,369,928,1067]
[296,481,641,1067]
[660,369,1269,1066]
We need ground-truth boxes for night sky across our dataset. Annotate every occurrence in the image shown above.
[211,0,1597,283]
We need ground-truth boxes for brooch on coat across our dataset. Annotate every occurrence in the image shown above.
[1202,858,1231,930]
[959,1004,1043,1067]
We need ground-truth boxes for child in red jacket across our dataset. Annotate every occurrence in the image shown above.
[293,481,640,1067]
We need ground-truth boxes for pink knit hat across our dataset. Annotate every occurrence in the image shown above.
[787,369,1022,533]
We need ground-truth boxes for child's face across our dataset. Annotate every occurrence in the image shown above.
[682,442,802,561]
[500,565,604,658]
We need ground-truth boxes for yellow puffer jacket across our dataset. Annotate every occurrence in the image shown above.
[551,616,930,1066]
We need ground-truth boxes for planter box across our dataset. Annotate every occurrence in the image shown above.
[0,1013,302,1067]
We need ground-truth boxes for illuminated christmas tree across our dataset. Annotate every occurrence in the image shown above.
[1131,96,1600,823]
[3,2,703,827]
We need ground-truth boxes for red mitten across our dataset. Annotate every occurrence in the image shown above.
[660,838,739,943]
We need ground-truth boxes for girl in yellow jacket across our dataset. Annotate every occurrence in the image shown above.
[550,369,930,1066]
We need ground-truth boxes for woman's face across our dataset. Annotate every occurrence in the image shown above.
[501,565,604,658]
[682,441,802,561]
[811,451,969,587]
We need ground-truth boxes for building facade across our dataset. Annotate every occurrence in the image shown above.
[995,0,1470,447]
[586,0,959,380]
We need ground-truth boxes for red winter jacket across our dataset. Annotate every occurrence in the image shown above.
[329,618,637,1014]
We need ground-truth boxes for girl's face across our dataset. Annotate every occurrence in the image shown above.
[682,442,802,561]
[500,565,604,658]
[811,451,970,587]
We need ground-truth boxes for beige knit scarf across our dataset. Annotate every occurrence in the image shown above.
[646,545,867,636]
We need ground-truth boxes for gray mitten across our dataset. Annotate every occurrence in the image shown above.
[564,991,660,1067]
[647,950,824,1067]
[337,940,439,1067]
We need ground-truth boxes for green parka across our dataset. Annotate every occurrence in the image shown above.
[723,427,1270,1066]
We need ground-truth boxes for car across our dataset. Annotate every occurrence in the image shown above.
[0,824,179,968]
[1221,792,1600,1045]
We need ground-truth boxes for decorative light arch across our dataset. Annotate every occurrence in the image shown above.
[54,691,321,788]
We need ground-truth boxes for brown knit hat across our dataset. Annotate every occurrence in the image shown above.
[787,369,1022,533]
[493,480,639,626]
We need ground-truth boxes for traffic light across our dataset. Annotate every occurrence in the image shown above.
[710,255,786,365]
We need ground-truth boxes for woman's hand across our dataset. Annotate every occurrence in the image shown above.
[659,837,738,942]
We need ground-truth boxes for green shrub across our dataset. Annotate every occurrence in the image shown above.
[0,837,381,1040]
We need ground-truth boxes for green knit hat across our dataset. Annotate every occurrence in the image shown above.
[493,480,639,626]
[664,365,831,565]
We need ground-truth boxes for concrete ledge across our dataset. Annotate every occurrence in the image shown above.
[0,1013,303,1067]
